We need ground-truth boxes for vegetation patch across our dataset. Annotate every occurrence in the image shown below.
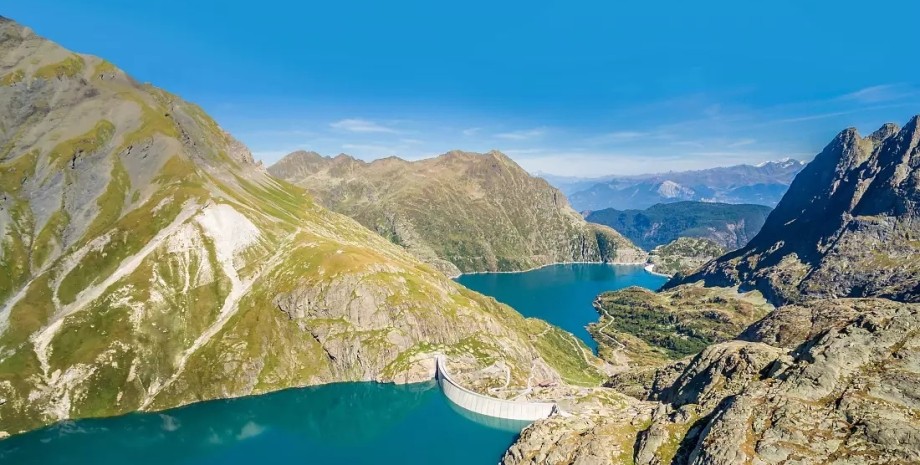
[533,326,605,386]
[0,69,24,86]
[35,55,85,80]
[593,286,770,362]
[48,120,115,169]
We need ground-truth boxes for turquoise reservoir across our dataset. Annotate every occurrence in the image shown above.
[456,264,667,351]
[0,381,529,465]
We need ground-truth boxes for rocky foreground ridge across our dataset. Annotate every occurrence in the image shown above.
[268,150,645,276]
[0,18,601,436]
[503,118,920,464]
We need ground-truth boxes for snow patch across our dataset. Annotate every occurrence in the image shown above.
[656,180,693,198]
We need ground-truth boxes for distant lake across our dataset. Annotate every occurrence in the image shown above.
[0,382,528,465]
[456,264,668,351]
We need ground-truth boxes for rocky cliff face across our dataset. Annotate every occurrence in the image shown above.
[268,150,645,275]
[504,298,920,465]
[670,119,920,305]
[503,118,920,464]
[0,18,594,436]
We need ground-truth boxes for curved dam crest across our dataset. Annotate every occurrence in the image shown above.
[435,355,557,422]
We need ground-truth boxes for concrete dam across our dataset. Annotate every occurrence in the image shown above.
[435,355,557,422]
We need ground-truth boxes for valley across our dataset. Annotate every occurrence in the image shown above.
[2,7,919,465]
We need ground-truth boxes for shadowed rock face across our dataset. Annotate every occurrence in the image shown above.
[268,150,645,275]
[669,118,920,305]
[0,17,597,436]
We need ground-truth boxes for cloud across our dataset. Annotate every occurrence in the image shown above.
[462,127,481,136]
[494,128,546,140]
[839,84,914,104]
[727,138,757,148]
[330,118,398,133]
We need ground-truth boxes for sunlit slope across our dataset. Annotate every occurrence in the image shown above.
[0,17,597,436]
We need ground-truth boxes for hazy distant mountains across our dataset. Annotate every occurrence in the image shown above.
[540,159,807,211]
[586,201,773,251]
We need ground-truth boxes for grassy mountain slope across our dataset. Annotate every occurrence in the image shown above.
[0,18,599,436]
[268,150,646,275]
[586,201,772,251]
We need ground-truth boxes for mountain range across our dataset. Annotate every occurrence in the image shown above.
[670,120,920,305]
[544,159,806,211]
[585,201,773,251]
[503,117,920,465]
[3,14,919,465]
[268,150,645,276]
[0,18,594,436]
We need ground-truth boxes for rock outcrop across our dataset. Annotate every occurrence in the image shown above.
[504,117,920,465]
[670,119,920,305]
[0,18,595,436]
[504,298,920,465]
[268,150,645,275]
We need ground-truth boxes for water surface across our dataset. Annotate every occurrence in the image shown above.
[456,264,667,350]
[0,382,528,465]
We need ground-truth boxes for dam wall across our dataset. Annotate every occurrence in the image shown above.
[435,355,556,422]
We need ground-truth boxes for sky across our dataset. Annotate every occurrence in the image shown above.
[7,1,920,176]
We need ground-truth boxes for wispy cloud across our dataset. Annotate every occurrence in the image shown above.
[462,127,482,136]
[727,138,757,148]
[495,128,546,140]
[330,118,398,133]
[839,84,914,104]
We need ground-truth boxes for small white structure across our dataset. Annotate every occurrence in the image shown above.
[435,355,557,421]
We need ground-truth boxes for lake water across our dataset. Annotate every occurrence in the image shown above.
[456,264,668,351]
[2,264,666,465]
[0,381,529,465]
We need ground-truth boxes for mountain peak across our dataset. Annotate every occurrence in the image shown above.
[869,122,901,141]
[669,115,920,305]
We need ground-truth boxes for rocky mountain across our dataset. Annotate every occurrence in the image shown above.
[0,18,595,436]
[564,159,805,211]
[647,237,725,277]
[586,201,773,251]
[268,150,645,276]
[502,118,920,464]
[506,297,920,465]
[670,119,920,305]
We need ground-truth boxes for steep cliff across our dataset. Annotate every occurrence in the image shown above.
[670,119,920,305]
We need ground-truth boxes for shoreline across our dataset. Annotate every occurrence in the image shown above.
[450,260,651,279]
[644,263,673,278]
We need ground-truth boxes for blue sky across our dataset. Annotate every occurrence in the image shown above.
[7,1,920,175]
